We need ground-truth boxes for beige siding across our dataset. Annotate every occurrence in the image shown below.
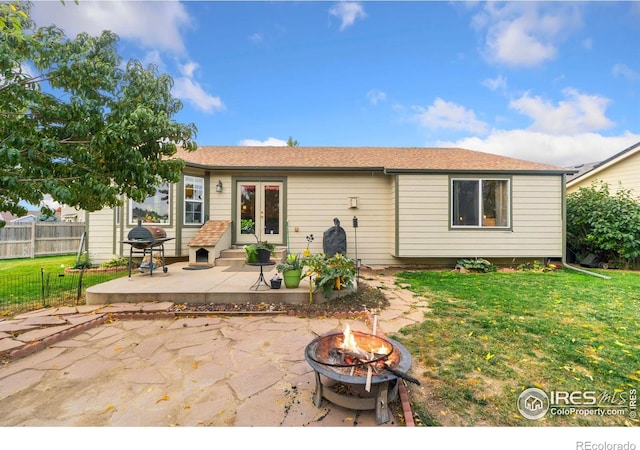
[567,150,640,199]
[283,172,395,266]
[397,174,563,258]
[176,171,233,257]
[177,169,212,257]
[209,174,233,221]
[185,170,396,267]
[86,207,116,264]
[88,170,564,266]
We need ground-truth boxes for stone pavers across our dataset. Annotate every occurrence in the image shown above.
[0,270,426,427]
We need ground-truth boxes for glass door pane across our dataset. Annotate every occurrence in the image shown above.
[239,184,256,240]
[236,181,283,244]
[263,184,280,237]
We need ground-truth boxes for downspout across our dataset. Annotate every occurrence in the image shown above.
[561,172,611,280]
[562,260,611,279]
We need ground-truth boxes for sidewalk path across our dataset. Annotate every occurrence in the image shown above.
[0,270,429,427]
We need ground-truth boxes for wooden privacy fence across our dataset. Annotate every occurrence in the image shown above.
[0,222,85,259]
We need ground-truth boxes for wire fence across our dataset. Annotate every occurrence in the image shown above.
[0,267,128,317]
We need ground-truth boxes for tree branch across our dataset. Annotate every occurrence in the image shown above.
[17,177,82,183]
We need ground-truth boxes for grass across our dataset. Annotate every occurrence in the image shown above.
[0,255,128,314]
[0,254,76,276]
[389,268,640,427]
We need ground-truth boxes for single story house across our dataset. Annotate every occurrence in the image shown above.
[0,211,39,223]
[566,140,640,198]
[85,146,572,268]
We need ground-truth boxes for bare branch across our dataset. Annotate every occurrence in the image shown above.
[59,138,91,144]
[17,177,82,183]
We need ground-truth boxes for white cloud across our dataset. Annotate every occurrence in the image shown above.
[509,88,613,135]
[239,137,288,146]
[329,2,366,31]
[31,3,224,115]
[173,78,225,114]
[249,33,264,44]
[31,1,193,53]
[412,98,488,135]
[482,75,507,92]
[612,63,639,81]
[437,130,640,168]
[366,89,387,105]
[473,3,581,67]
[179,61,199,78]
[172,61,225,114]
[141,51,165,71]
[40,194,61,211]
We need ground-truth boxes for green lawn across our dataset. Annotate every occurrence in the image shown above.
[389,268,640,427]
[0,254,76,276]
[0,255,128,313]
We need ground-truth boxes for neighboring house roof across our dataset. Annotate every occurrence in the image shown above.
[565,161,600,183]
[0,207,63,223]
[0,211,39,223]
[566,140,640,187]
[175,146,569,174]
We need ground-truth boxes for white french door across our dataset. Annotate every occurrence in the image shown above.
[236,181,283,245]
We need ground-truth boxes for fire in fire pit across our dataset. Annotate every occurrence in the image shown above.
[305,324,419,425]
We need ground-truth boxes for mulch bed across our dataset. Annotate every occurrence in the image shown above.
[169,284,390,318]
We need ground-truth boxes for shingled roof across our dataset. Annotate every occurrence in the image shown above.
[566,140,640,186]
[174,146,568,173]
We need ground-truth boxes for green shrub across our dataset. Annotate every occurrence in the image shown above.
[567,181,640,269]
[305,253,357,298]
[517,260,558,272]
[72,253,92,269]
[455,257,496,273]
[100,255,129,269]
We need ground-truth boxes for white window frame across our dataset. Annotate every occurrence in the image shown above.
[129,184,171,225]
[451,178,510,228]
[184,175,205,225]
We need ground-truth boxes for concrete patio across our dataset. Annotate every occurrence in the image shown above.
[86,261,329,306]
[0,270,430,428]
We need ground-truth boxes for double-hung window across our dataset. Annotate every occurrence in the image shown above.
[184,175,204,225]
[129,184,170,225]
[451,178,510,228]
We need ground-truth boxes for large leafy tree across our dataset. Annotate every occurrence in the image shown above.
[0,1,197,219]
[566,181,640,269]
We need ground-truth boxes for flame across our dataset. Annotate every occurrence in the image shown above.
[341,324,358,351]
[340,323,391,356]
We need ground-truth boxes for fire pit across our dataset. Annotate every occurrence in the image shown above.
[122,220,174,277]
[304,324,418,425]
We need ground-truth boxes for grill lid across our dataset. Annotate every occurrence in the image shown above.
[127,220,168,242]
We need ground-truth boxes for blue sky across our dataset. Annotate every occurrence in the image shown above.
[30,1,640,168]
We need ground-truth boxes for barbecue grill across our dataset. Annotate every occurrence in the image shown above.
[122,220,174,277]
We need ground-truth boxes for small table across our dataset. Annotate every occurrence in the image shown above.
[247,262,275,290]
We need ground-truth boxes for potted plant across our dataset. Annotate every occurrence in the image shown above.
[244,234,275,263]
[270,274,282,289]
[277,253,304,288]
[256,240,275,263]
[305,253,356,299]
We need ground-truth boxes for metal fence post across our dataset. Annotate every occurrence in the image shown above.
[40,267,45,303]
[77,267,85,303]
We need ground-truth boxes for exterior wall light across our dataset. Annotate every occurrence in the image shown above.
[216,180,223,193]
